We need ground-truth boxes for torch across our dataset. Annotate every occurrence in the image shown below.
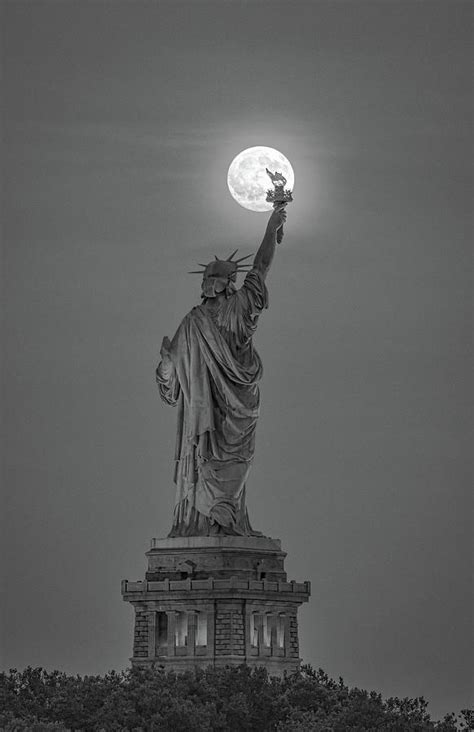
[265,168,293,244]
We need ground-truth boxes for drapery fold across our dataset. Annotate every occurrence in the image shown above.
[156,269,268,536]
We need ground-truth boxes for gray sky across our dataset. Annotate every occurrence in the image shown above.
[2,0,472,721]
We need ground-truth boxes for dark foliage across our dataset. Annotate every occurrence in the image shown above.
[0,664,471,731]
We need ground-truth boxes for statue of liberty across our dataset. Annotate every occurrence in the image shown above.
[156,204,287,537]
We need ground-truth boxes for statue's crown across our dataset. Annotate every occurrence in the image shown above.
[189,249,253,277]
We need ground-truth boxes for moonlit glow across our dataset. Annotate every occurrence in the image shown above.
[227,146,295,212]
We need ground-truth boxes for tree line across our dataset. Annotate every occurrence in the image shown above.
[0,664,472,731]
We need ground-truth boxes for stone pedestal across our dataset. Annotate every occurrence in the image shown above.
[122,536,310,676]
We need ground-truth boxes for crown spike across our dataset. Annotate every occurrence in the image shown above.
[188,270,206,274]
[234,253,254,264]
[227,249,239,261]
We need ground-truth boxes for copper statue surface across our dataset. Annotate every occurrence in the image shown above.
[156,205,287,537]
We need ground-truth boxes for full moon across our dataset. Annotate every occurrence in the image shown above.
[227,146,295,212]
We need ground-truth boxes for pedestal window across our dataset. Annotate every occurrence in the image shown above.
[263,614,271,647]
[157,612,168,649]
[250,613,258,647]
[175,611,188,647]
[196,611,207,647]
[277,614,285,649]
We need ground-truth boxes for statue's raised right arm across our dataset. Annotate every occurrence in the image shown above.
[252,204,287,280]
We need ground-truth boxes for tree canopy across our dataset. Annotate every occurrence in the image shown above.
[0,664,471,731]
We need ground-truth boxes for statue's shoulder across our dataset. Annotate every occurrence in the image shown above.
[182,305,201,319]
[240,267,265,286]
[180,304,208,327]
[173,309,197,336]
[190,304,206,317]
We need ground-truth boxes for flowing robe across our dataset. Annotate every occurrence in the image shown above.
[156,269,268,536]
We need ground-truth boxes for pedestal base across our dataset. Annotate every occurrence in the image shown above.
[122,536,310,676]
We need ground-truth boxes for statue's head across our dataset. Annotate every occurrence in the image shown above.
[189,250,253,299]
[201,260,238,298]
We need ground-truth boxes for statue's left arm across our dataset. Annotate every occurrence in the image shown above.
[156,335,181,406]
[252,204,287,280]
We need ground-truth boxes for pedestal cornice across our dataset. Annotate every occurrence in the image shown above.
[148,536,283,552]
